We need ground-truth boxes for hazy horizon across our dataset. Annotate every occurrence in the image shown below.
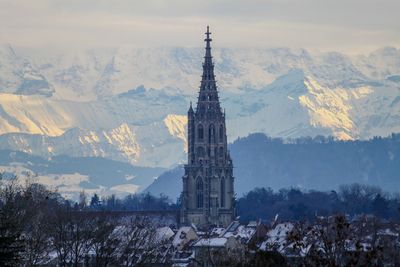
[1,0,400,54]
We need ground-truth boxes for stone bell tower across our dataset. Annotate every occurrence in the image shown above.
[181,26,235,229]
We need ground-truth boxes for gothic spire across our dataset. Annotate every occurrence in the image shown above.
[201,25,216,90]
[196,26,221,116]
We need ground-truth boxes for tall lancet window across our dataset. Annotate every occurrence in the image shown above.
[220,177,225,208]
[196,177,204,208]
[198,124,204,141]
[209,124,216,143]
[219,147,224,157]
[219,125,224,142]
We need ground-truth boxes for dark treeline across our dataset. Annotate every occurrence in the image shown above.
[0,181,175,266]
[237,183,400,222]
[86,191,178,211]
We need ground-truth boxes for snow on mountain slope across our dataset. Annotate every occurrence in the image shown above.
[0,45,54,96]
[0,85,188,136]
[0,150,166,200]
[0,164,93,200]
[94,47,201,98]
[5,45,400,99]
[225,69,400,140]
[0,45,22,93]
[353,47,400,80]
[0,67,399,168]
[0,114,186,168]
[163,114,187,152]
[1,44,400,170]
[225,70,314,139]
[28,48,115,101]
[0,93,72,136]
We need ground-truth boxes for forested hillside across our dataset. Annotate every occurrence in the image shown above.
[146,133,400,199]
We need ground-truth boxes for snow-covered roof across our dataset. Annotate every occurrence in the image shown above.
[156,226,175,242]
[378,228,399,237]
[247,221,258,228]
[260,222,294,252]
[172,226,195,247]
[211,227,225,237]
[226,221,240,232]
[223,225,256,241]
[267,222,294,238]
[193,237,228,247]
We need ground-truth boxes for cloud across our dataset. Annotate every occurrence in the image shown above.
[0,0,399,53]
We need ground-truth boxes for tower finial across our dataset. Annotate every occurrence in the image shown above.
[205,26,212,47]
[188,101,194,113]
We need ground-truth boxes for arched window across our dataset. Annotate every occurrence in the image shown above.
[219,125,224,142]
[196,177,204,208]
[219,147,224,157]
[220,177,225,208]
[209,124,215,144]
[198,124,204,141]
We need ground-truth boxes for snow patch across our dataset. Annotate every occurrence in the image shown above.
[163,114,187,152]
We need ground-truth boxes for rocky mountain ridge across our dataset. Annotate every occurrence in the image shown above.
[0,45,399,197]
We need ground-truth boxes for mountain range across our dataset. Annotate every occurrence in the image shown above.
[0,44,399,198]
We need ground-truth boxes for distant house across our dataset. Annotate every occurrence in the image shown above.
[259,222,295,255]
[171,226,199,266]
[172,226,199,251]
[156,226,175,243]
[172,220,267,266]
[192,236,241,267]
[221,220,267,247]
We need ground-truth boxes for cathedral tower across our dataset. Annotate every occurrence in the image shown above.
[181,26,235,228]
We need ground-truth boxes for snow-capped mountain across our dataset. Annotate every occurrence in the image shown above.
[225,69,400,140]
[0,114,187,168]
[10,46,398,100]
[0,44,400,197]
[0,85,188,137]
[0,45,54,96]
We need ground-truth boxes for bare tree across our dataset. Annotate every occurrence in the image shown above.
[91,215,119,267]
[287,215,351,266]
[0,177,26,266]
[68,214,94,267]
[115,217,170,266]
[49,205,73,266]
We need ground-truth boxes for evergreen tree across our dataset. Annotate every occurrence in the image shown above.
[90,193,101,209]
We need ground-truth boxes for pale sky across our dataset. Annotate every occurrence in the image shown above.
[1,0,399,54]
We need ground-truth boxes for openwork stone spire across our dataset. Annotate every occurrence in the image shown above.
[196,26,222,117]
[202,26,215,84]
